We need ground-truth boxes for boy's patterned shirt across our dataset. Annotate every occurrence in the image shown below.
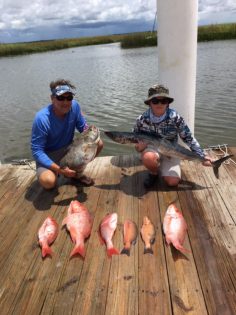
[133,107,205,158]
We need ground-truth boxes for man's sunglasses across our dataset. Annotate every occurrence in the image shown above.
[151,98,169,105]
[56,95,73,101]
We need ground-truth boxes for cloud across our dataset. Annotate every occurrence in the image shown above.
[0,0,235,43]
[199,0,236,13]
[0,0,153,30]
[198,0,236,25]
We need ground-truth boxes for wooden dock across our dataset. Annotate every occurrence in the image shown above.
[0,148,235,315]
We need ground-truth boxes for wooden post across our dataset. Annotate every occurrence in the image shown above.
[156,0,198,131]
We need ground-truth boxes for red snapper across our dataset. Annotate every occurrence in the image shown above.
[163,204,190,254]
[62,200,93,258]
[99,213,119,258]
[38,216,58,258]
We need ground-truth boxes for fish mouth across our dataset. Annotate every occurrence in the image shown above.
[104,131,113,138]
[83,125,100,142]
[104,131,117,138]
[84,125,99,134]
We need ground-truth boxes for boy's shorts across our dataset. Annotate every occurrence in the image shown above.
[160,155,181,178]
[143,147,181,178]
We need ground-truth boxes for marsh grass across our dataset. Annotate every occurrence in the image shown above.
[0,23,235,56]
[198,23,236,41]
[121,23,236,48]
[0,35,124,57]
[120,32,157,48]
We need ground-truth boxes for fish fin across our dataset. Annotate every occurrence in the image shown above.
[165,235,171,245]
[107,247,119,258]
[162,226,166,236]
[67,202,73,214]
[131,238,138,246]
[42,244,53,258]
[69,226,78,243]
[212,155,233,178]
[70,244,85,259]
[150,237,155,245]
[120,248,130,256]
[97,230,105,245]
[144,247,153,255]
[61,217,68,227]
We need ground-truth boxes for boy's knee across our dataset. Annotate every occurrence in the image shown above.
[142,151,159,164]
[163,176,180,187]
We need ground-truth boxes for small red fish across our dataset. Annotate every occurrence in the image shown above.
[62,200,93,258]
[120,219,138,256]
[140,216,156,254]
[99,213,119,258]
[163,204,190,254]
[38,216,58,258]
[67,200,89,214]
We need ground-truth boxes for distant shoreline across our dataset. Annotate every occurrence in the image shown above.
[0,23,235,57]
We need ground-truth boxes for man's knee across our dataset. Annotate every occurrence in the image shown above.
[39,170,57,190]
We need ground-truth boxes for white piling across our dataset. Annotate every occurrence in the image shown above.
[156,0,198,131]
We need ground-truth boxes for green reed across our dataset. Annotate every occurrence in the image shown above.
[120,32,157,48]
[0,35,123,57]
[198,23,236,41]
[0,23,235,56]
[121,23,236,48]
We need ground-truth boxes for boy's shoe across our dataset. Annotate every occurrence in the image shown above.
[144,174,158,188]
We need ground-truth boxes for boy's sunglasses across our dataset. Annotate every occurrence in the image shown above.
[151,98,169,105]
[56,94,73,101]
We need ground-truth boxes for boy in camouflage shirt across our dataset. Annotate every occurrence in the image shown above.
[134,84,213,188]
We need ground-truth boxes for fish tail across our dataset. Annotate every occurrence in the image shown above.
[42,244,53,258]
[120,247,131,256]
[70,244,85,258]
[144,247,153,255]
[173,243,190,254]
[212,155,233,178]
[107,247,119,258]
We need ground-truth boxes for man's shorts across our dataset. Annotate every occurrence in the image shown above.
[143,147,181,178]
[36,147,68,179]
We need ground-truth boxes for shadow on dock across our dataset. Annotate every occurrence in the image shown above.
[95,169,208,198]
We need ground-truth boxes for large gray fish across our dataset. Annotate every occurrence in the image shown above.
[60,125,100,172]
[104,131,233,178]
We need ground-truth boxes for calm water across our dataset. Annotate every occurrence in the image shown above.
[0,40,236,163]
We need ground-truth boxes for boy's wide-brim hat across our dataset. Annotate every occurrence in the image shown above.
[144,84,174,105]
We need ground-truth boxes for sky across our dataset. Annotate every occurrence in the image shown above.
[0,0,235,43]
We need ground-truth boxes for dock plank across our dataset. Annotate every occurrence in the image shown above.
[71,157,121,315]
[178,158,236,315]
[138,188,171,315]
[0,149,235,315]
[105,160,139,315]
[158,189,208,315]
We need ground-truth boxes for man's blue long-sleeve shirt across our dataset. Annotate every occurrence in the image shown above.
[31,100,87,168]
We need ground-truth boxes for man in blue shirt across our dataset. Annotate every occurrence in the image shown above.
[31,79,103,190]
[134,84,213,188]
